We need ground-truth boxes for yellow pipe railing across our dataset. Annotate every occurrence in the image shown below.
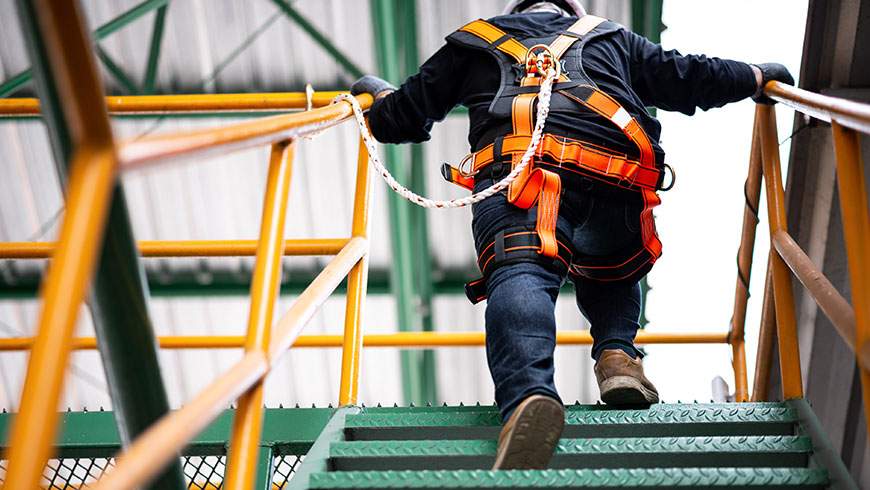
[0,330,731,351]
[0,91,347,116]
[224,141,296,487]
[0,238,349,258]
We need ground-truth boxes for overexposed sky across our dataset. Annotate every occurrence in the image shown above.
[644,0,808,401]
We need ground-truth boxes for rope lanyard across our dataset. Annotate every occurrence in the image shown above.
[333,68,558,209]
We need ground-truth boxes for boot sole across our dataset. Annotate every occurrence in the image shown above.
[492,397,565,470]
[600,375,660,406]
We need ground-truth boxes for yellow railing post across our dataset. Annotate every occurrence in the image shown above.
[757,104,804,399]
[751,264,776,402]
[338,133,374,406]
[830,121,870,434]
[224,141,296,488]
[729,118,764,402]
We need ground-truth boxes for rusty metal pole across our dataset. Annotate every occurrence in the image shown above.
[830,121,870,434]
[729,118,764,402]
[752,264,776,402]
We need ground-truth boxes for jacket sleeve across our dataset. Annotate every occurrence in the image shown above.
[626,30,758,115]
[368,44,464,144]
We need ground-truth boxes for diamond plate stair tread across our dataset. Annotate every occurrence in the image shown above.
[344,404,797,440]
[309,468,828,488]
[357,402,786,415]
[328,436,811,471]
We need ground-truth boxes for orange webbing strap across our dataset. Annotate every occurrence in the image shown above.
[440,163,475,191]
[563,88,656,167]
[566,88,663,260]
[548,15,607,59]
[471,134,662,190]
[459,20,528,64]
[505,93,562,258]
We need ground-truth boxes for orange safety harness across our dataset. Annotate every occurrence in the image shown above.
[442,16,674,303]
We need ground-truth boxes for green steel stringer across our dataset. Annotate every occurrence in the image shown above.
[0,0,169,98]
[370,0,437,407]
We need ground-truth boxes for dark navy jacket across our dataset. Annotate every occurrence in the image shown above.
[368,12,758,163]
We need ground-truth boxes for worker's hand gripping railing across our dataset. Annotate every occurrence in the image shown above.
[735,81,870,433]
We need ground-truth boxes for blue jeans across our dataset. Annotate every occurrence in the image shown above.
[472,175,645,420]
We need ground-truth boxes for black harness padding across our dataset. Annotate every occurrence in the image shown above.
[446,20,623,119]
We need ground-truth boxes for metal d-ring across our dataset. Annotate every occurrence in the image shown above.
[458,152,477,177]
[660,163,676,191]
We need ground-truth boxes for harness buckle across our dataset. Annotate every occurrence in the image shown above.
[525,44,562,79]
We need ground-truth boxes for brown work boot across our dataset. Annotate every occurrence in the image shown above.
[594,349,660,406]
[492,394,565,470]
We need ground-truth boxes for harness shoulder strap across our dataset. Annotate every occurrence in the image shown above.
[548,15,607,59]
[453,19,528,64]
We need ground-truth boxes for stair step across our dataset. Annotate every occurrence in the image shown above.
[309,468,828,489]
[329,436,811,471]
[344,404,797,441]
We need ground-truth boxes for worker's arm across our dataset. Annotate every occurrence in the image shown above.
[625,31,792,114]
[351,44,465,144]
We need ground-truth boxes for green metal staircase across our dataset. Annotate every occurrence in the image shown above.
[288,401,856,489]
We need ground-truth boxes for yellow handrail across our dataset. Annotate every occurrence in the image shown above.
[0,91,348,116]
[744,82,870,432]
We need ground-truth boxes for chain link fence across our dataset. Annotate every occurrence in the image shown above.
[0,451,305,489]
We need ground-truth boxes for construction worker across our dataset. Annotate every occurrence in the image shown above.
[352,0,794,470]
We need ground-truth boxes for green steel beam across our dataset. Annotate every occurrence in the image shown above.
[254,445,276,490]
[0,407,334,458]
[142,4,169,94]
[0,0,169,98]
[14,1,183,487]
[1,268,454,299]
[369,0,432,407]
[630,0,664,331]
[0,268,580,298]
[269,0,365,80]
[95,45,140,94]
[397,0,438,406]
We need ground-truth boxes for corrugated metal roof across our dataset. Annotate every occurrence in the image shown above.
[0,0,637,411]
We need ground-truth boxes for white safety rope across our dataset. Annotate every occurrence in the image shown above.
[334,68,557,209]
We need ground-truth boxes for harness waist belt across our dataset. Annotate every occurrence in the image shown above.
[472,133,663,191]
